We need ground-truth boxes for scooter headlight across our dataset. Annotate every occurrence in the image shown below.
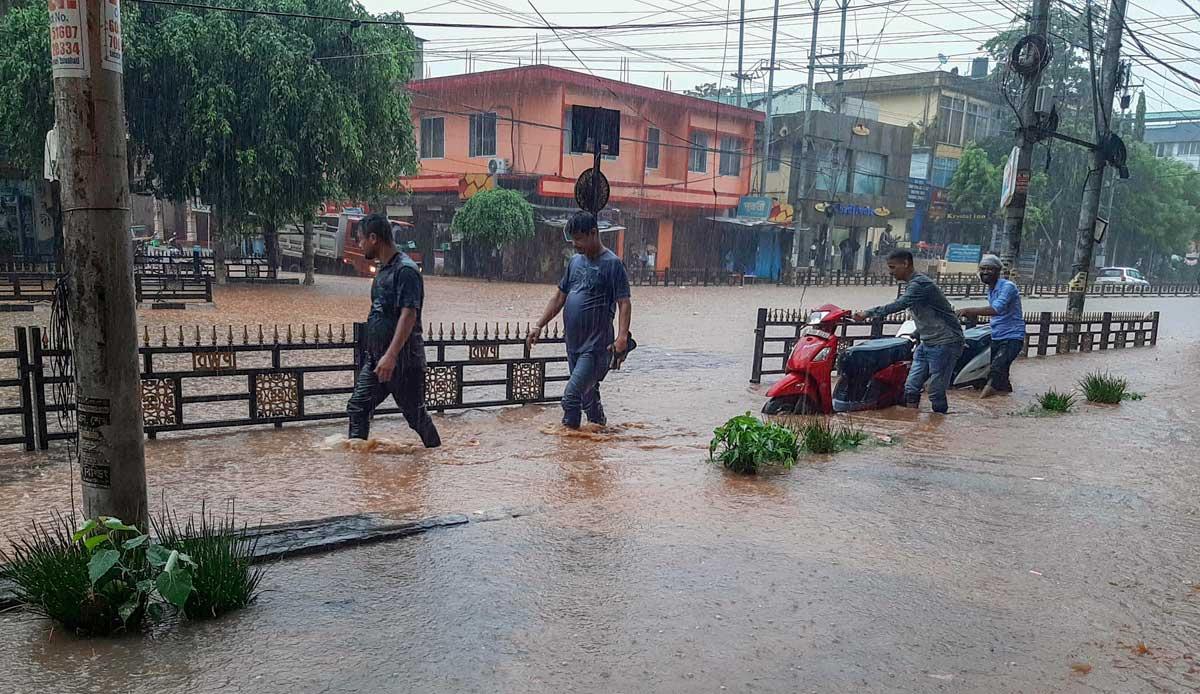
[813,346,832,362]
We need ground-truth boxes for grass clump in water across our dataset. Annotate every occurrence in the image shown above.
[152,506,264,620]
[1037,389,1076,413]
[710,413,800,474]
[0,514,106,634]
[796,418,868,454]
[1079,371,1128,404]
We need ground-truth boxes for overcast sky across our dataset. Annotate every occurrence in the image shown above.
[358,0,1200,114]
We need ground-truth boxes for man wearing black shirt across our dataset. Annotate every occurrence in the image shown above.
[346,214,441,447]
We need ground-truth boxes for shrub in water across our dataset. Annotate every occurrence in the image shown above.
[1,508,262,635]
[0,515,195,635]
[1037,389,1076,413]
[153,508,263,620]
[1079,371,1128,404]
[710,413,800,474]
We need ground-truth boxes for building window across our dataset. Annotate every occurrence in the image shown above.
[931,156,959,188]
[767,139,782,172]
[909,150,931,180]
[963,102,993,144]
[564,108,618,159]
[469,112,497,158]
[852,151,887,196]
[719,135,742,176]
[419,117,444,159]
[1177,142,1200,156]
[689,131,708,173]
[1155,142,1173,157]
[645,127,660,169]
[938,96,966,146]
[814,145,849,192]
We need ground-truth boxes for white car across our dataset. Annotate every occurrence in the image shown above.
[1095,266,1150,286]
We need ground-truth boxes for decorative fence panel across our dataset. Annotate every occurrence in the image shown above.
[749,308,1160,383]
[134,275,214,304]
[0,321,568,450]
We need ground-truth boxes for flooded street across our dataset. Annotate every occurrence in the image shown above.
[2,276,1199,692]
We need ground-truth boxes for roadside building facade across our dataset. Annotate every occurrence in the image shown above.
[815,64,1007,246]
[399,65,763,281]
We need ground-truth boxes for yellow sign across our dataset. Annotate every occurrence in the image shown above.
[769,200,794,224]
[459,173,495,200]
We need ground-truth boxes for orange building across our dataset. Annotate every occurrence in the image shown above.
[399,65,763,277]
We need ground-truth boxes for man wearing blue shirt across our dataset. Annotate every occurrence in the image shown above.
[528,212,632,429]
[957,255,1025,398]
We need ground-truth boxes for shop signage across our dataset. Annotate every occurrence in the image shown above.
[946,243,982,263]
[737,195,772,219]
[906,178,931,205]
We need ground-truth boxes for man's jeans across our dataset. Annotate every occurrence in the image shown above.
[346,348,441,447]
[562,350,610,428]
[988,338,1024,393]
[905,342,964,414]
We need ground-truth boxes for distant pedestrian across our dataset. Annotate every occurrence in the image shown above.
[346,213,441,447]
[957,254,1024,398]
[854,249,964,414]
[528,212,632,429]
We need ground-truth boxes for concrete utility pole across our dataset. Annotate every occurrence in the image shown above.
[787,0,822,277]
[758,0,781,194]
[736,0,745,108]
[1067,0,1127,318]
[999,0,1053,280]
[49,0,148,524]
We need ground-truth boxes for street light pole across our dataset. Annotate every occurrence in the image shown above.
[758,0,781,194]
[49,0,148,525]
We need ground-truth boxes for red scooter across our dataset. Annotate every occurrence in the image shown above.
[762,303,916,415]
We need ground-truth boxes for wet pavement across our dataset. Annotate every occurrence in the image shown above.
[1,275,1198,693]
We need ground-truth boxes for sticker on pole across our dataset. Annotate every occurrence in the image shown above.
[102,0,123,73]
[48,0,89,78]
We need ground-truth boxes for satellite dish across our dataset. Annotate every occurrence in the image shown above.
[778,125,790,138]
[852,123,870,136]
[938,53,949,66]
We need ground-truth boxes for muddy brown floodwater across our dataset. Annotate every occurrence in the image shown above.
[1,274,1199,693]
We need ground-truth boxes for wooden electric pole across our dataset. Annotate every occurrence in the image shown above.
[49,0,148,524]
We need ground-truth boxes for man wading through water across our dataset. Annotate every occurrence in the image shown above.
[528,212,632,429]
[346,214,441,447]
[855,249,964,414]
[956,254,1024,398]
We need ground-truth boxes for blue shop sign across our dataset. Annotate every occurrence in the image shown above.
[946,243,982,263]
[736,196,772,219]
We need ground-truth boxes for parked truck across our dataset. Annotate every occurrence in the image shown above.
[279,210,419,277]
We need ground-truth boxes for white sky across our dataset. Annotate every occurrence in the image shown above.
[358,0,1200,114]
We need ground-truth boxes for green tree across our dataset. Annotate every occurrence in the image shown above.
[0,0,417,283]
[0,0,55,175]
[126,1,417,282]
[450,189,535,247]
[684,82,738,99]
[947,144,1000,217]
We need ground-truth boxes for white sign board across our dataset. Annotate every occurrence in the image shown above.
[1000,145,1020,208]
[48,0,88,78]
[102,0,123,73]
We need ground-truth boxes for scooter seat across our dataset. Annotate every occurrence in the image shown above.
[839,337,913,378]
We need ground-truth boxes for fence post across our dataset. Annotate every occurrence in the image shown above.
[1100,312,1112,351]
[205,277,213,303]
[750,308,767,384]
[29,326,50,450]
[664,268,671,287]
[16,327,34,451]
[1037,312,1051,357]
[1150,311,1160,346]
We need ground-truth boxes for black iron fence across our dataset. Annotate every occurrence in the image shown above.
[0,255,61,274]
[927,278,1200,299]
[134,275,214,304]
[749,307,1160,383]
[0,320,569,450]
[0,273,57,302]
[134,255,284,282]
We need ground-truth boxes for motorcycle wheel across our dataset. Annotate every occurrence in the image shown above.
[762,396,798,415]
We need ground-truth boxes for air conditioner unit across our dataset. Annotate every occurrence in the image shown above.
[488,157,511,175]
